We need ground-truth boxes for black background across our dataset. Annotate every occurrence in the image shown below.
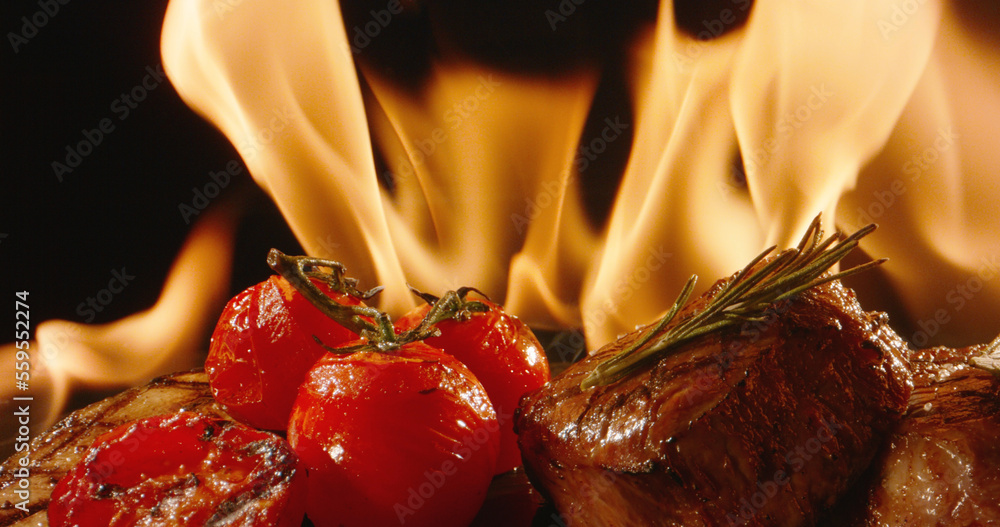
[2,0,302,332]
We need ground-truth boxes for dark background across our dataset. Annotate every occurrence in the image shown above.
[2,0,302,332]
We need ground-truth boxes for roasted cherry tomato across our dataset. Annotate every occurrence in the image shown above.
[206,275,365,430]
[288,341,500,527]
[48,412,306,527]
[396,294,550,473]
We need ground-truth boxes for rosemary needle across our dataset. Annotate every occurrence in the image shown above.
[580,215,885,390]
[970,334,1000,375]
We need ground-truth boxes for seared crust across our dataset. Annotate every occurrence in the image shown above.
[516,277,913,526]
[834,345,1000,525]
[0,370,229,526]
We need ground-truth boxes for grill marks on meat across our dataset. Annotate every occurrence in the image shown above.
[516,278,913,527]
[0,370,230,527]
[835,345,1000,525]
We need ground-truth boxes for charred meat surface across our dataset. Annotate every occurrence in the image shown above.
[516,277,913,527]
[0,370,230,527]
[837,345,1000,526]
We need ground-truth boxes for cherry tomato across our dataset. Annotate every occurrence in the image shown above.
[48,412,306,527]
[288,341,499,527]
[396,296,550,473]
[206,275,365,430]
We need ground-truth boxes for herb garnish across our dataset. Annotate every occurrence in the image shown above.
[970,334,1000,375]
[580,215,884,390]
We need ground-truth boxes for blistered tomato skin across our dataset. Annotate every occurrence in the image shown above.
[288,342,500,527]
[48,412,306,527]
[206,275,364,430]
[396,299,550,473]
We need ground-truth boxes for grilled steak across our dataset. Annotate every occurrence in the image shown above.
[831,344,1000,525]
[0,370,230,527]
[515,277,912,526]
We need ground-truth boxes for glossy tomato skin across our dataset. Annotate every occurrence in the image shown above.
[288,342,499,527]
[48,412,306,527]
[396,299,550,473]
[206,275,364,430]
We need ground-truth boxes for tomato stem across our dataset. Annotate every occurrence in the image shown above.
[396,287,491,343]
[268,249,395,343]
[408,286,491,323]
[268,250,494,356]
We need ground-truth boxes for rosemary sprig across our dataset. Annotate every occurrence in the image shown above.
[580,215,885,390]
[969,334,1000,375]
[267,249,395,343]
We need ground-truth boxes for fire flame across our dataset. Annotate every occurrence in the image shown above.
[0,204,236,447]
[155,0,1000,349]
[5,0,1000,455]
[161,0,1000,349]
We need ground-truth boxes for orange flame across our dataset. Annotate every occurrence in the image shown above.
[160,0,1000,351]
[0,204,237,446]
